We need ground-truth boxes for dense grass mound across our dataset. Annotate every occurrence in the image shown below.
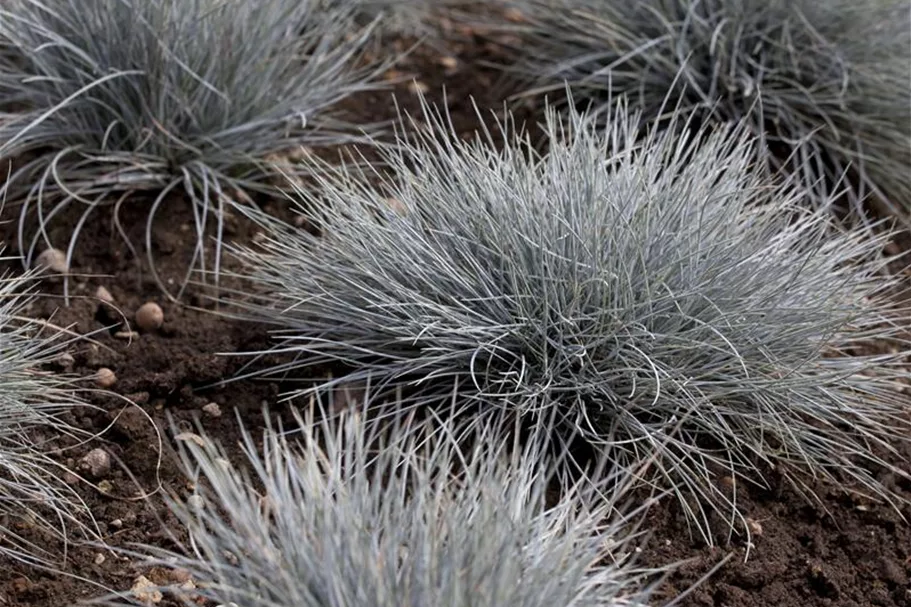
[496,0,911,222]
[226,99,910,544]
[94,405,662,606]
[0,256,98,567]
[322,0,469,40]
[0,0,381,299]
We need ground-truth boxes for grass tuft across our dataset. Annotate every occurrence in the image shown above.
[93,401,663,606]
[0,252,99,567]
[0,0,383,300]
[224,98,911,545]
[494,0,911,223]
[322,0,470,41]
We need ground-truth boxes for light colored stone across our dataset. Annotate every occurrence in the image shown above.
[201,402,222,417]
[746,517,763,537]
[135,302,164,331]
[95,367,117,388]
[95,285,115,305]
[79,448,112,479]
[35,248,68,274]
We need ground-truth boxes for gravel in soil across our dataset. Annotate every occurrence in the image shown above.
[0,32,909,607]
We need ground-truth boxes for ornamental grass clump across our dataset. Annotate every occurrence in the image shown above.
[0,0,382,299]
[95,403,662,606]
[495,0,911,223]
[0,255,98,567]
[225,98,911,545]
[322,0,468,40]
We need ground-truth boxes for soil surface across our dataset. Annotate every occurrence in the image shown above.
[1,23,909,607]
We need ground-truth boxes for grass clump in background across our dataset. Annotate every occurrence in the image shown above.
[321,0,470,41]
[0,0,382,299]
[94,402,664,606]
[493,0,911,223]
[224,98,911,546]
[0,253,99,568]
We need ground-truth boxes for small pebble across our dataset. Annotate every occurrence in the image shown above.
[94,553,106,565]
[187,494,205,511]
[408,79,429,95]
[79,448,112,479]
[35,248,68,274]
[110,518,123,528]
[95,285,115,305]
[746,518,763,537]
[56,352,75,371]
[439,55,458,70]
[135,302,164,331]
[97,480,114,494]
[202,402,222,418]
[94,367,117,388]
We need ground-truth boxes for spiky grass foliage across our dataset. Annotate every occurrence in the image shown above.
[0,0,382,299]
[95,402,663,606]
[321,0,469,40]
[0,254,98,567]
[224,99,911,545]
[495,0,911,222]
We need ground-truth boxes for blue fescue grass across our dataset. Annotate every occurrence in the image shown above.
[91,400,667,606]
[0,251,101,568]
[222,97,911,546]
[0,0,384,301]
[322,0,470,41]
[494,0,911,224]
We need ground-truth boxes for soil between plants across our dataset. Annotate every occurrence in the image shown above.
[0,31,909,607]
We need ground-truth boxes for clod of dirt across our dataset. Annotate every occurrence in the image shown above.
[135,302,164,331]
[94,367,117,388]
[78,448,112,479]
[35,248,68,274]
[10,576,32,594]
[130,575,163,604]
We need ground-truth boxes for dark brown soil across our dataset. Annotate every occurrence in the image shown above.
[0,25,909,607]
